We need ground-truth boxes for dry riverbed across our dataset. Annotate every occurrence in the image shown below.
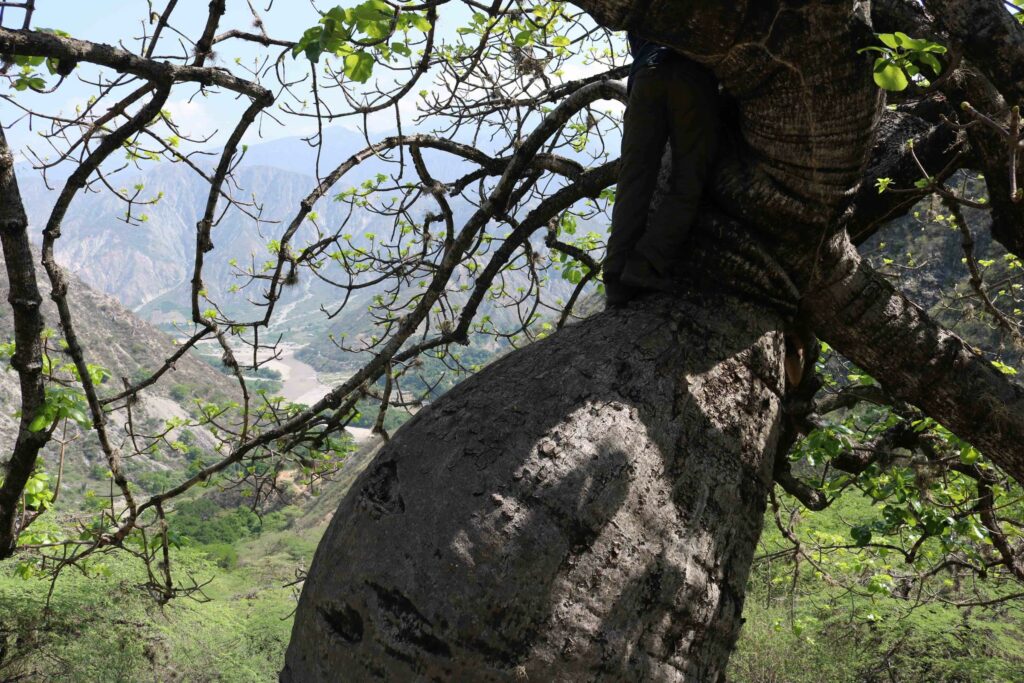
[191,340,372,444]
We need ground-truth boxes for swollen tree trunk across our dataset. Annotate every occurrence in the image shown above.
[283,292,787,681]
[281,2,877,678]
[284,0,1024,678]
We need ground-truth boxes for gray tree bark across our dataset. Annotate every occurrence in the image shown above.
[283,291,787,681]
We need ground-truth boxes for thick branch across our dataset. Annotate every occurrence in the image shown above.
[575,0,883,230]
[191,0,225,67]
[924,0,1024,107]
[774,461,830,511]
[804,232,1024,486]
[941,69,1024,257]
[0,125,48,559]
[872,0,935,36]
[977,480,1024,582]
[829,422,918,475]
[0,27,270,99]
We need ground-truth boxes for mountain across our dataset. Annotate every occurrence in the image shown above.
[17,128,490,311]
[14,133,593,378]
[19,162,361,312]
[0,254,238,505]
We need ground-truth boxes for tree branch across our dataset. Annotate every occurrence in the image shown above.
[846,107,963,245]
[0,125,48,559]
[0,27,271,100]
[924,0,1024,107]
[804,231,1024,487]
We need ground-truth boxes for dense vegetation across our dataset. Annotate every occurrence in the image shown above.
[5,447,1023,681]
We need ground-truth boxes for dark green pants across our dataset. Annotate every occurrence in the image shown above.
[604,58,720,279]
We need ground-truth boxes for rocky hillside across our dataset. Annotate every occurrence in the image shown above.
[0,253,237,504]
[860,183,1024,368]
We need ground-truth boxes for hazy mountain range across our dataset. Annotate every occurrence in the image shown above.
[15,129,591,373]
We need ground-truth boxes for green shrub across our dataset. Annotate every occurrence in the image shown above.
[0,548,293,682]
[169,383,192,401]
[202,542,239,569]
[170,499,262,545]
[134,469,179,493]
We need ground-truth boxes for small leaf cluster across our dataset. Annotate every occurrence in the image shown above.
[859,32,946,92]
[292,1,432,83]
[27,385,91,432]
[8,28,72,91]
[3,337,107,433]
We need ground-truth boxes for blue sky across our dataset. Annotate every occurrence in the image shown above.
[2,1,624,168]
[1,1,351,155]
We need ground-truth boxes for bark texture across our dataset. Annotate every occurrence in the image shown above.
[577,0,882,232]
[923,0,1024,106]
[0,127,48,556]
[283,292,787,681]
[895,0,1024,257]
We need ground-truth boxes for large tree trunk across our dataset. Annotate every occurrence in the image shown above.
[282,2,875,678]
[282,291,787,681]
[284,1,1024,678]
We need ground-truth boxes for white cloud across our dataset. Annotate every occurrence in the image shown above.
[341,91,426,135]
[164,98,216,137]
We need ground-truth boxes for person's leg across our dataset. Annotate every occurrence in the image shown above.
[603,68,670,285]
[629,59,719,277]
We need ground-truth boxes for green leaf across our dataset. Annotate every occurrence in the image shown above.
[959,446,981,465]
[851,525,872,547]
[991,360,1018,376]
[344,51,375,83]
[293,26,324,61]
[894,32,927,50]
[878,33,900,49]
[408,13,432,32]
[324,6,353,23]
[352,0,391,22]
[872,59,908,91]
[918,52,942,76]
[513,30,533,47]
[304,42,324,63]
[65,408,89,427]
[28,413,51,433]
